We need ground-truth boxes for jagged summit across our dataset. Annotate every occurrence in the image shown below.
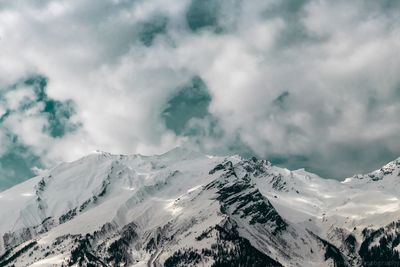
[0,149,399,266]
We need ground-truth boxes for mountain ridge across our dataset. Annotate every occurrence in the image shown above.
[0,148,399,266]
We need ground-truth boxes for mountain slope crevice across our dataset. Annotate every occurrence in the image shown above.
[0,150,400,266]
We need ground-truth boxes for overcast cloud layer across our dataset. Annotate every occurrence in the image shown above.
[0,0,400,189]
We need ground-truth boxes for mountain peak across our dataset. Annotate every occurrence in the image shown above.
[1,151,400,266]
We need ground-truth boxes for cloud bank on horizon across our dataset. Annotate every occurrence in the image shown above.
[0,0,400,189]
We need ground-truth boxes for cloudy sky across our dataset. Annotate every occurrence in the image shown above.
[0,0,400,190]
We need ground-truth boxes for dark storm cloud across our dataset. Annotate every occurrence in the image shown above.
[0,0,400,189]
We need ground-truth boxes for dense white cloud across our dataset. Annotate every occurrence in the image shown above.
[0,0,399,186]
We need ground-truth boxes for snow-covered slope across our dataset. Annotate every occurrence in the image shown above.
[0,148,399,266]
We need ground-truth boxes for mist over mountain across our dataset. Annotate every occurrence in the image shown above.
[1,0,400,190]
[1,1,400,265]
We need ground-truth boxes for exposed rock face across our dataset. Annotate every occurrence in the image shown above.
[0,149,400,266]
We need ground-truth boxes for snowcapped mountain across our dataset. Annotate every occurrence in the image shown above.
[0,147,399,267]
